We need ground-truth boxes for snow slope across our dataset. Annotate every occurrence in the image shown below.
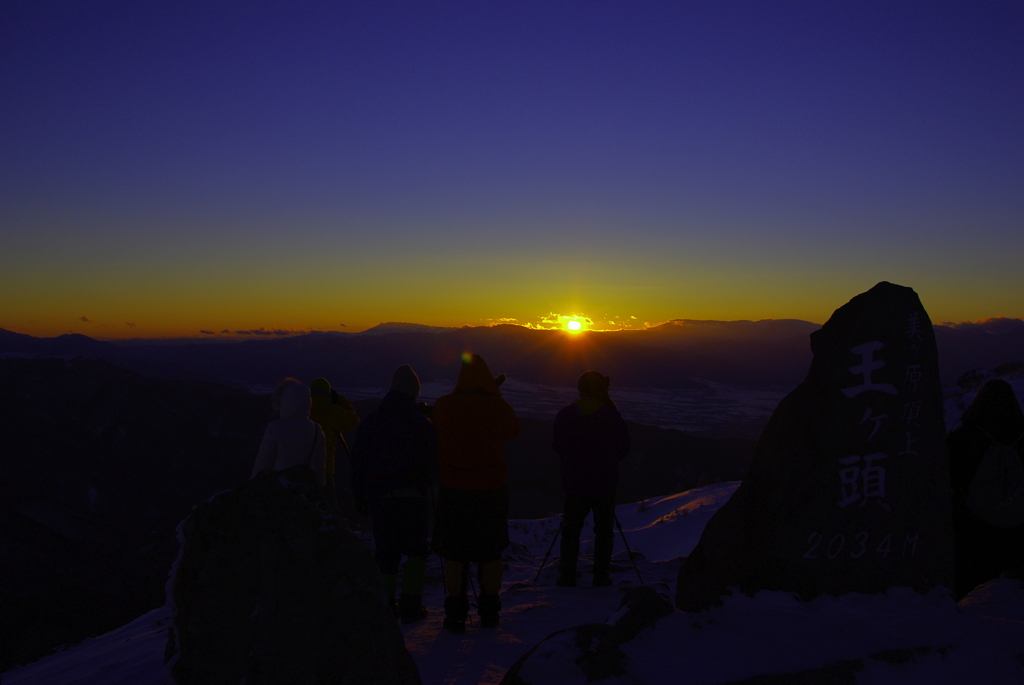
[7,482,1024,684]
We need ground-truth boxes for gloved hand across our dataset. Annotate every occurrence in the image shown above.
[355,494,370,516]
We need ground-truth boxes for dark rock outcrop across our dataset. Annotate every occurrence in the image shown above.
[677,282,953,612]
[164,465,420,685]
[722,646,951,685]
[0,356,272,671]
[500,586,673,684]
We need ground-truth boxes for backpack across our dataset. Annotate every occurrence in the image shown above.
[965,426,1024,528]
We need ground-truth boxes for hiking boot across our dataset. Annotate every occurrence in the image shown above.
[399,594,427,624]
[593,573,613,587]
[443,595,469,634]
[478,594,501,629]
[556,573,577,587]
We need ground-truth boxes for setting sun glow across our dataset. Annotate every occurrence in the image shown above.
[567,320,582,331]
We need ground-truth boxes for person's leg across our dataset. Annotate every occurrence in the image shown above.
[395,496,431,623]
[443,560,470,633]
[368,496,402,615]
[558,495,588,586]
[478,559,502,595]
[477,559,503,627]
[444,560,469,596]
[324,473,339,511]
[591,494,616,586]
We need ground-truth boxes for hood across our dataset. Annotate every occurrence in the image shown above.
[574,371,617,413]
[309,377,332,399]
[963,379,1024,442]
[455,354,501,396]
[389,364,421,399]
[279,380,312,419]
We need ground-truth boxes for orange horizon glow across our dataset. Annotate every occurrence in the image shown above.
[4,311,1024,343]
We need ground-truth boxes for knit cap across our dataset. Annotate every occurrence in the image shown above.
[389,364,421,399]
[577,371,611,399]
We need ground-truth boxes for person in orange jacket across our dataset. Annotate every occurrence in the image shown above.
[431,354,519,632]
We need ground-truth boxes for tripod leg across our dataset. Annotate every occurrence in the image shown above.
[614,513,644,584]
[533,518,563,583]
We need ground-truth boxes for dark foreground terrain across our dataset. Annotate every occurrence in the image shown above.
[0,356,753,671]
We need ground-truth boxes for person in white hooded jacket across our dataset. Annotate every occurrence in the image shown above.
[251,378,327,485]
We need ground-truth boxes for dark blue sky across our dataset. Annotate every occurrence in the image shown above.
[2,2,1022,336]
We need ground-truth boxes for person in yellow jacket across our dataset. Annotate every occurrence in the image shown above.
[309,377,360,508]
[431,354,519,632]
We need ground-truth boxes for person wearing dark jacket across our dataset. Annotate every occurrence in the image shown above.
[948,379,1024,599]
[431,354,519,632]
[351,365,438,623]
[552,371,630,587]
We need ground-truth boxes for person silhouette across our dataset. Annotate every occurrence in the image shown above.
[948,379,1024,598]
[552,371,630,587]
[308,377,359,509]
[350,365,438,623]
[251,378,327,485]
[431,354,519,631]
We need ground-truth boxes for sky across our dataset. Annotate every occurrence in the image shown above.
[2,1,1022,338]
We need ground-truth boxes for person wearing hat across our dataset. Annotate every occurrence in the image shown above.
[308,377,360,509]
[252,378,328,484]
[552,371,630,587]
[350,364,438,623]
[431,354,519,632]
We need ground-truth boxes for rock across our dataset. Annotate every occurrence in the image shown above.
[721,647,950,685]
[0,356,273,672]
[501,586,673,684]
[163,465,421,684]
[677,282,953,612]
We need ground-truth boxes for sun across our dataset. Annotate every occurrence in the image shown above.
[567,320,582,332]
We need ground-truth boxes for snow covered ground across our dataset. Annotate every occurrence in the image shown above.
[8,481,1024,684]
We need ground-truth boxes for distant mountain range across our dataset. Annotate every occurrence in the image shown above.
[3,317,1023,390]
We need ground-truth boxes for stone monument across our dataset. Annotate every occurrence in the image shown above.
[676,282,953,612]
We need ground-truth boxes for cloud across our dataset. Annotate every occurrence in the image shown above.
[339,323,347,327]
[124,321,136,328]
[229,327,300,336]
[199,330,216,335]
[79,315,91,323]
[937,317,1024,334]
[630,316,637,320]
[522,312,596,330]
[246,327,293,336]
